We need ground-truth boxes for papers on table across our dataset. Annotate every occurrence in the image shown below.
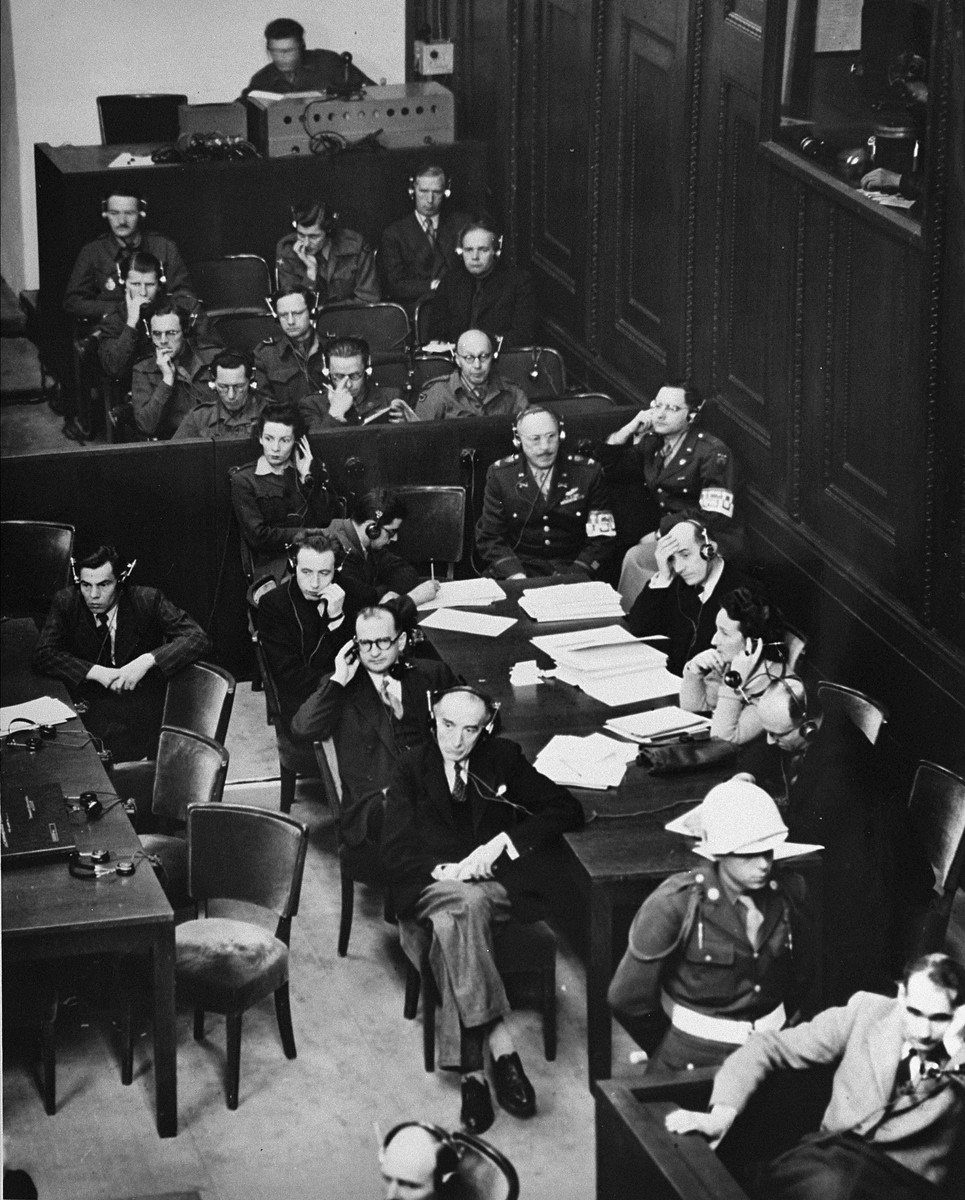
[531,624,680,707]
[605,707,712,743]
[509,660,546,687]
[858,189,917,209]
[418,607,516,638]
[557,666,680,707]
[418,578,507,610]
[519,581,625,622]
[0,696,76,735]
[535,733,638,790]
[108,152,157,168]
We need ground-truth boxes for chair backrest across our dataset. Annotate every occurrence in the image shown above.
[185,802,309,925]
[369,356,411,394]
[495,346,568,397]
[162,662,236,745]
[908,760,965,895]
[315,301,411,359]
[533,391,623,416]
[252,632,283,727]
[213,312,279,355]
[189,256,272,316]
[816,682,888,745]
[97,94,187,145]
[413,294,439,346]
[450,1132,520,1200]
[393,486,466,573]
[313,740,346,844]
[0,520,75,618]
[152,725,230,824]
[409,354,453,394]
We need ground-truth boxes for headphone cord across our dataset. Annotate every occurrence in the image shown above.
[587,797,697,822]
[205,517,235,633]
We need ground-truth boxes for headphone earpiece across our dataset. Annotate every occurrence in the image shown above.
[71,551,135,587]
[778,678,818,741]
[408,175,453,200]
[679,519,716,561]
[364,508,385,543]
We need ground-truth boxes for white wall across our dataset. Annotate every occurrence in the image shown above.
[3,0,406,292]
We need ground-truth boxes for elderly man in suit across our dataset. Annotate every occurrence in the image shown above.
[665,952,965,1199]
[379,165,470,305]
[382,687,585,1135]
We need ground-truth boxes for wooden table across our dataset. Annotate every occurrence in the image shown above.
[1,619,178,1136]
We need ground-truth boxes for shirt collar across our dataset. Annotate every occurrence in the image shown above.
[368,669,401,697]
[254,455,295,476]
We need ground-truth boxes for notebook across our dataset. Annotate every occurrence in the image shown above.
[1,781,77,867]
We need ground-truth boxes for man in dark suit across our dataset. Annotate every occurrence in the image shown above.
[624,516,751,675]
[291,602,455,866]
[382,687,585,1134]
[379,165,470,305]
[33,544,210,762]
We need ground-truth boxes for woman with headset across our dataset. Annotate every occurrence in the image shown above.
[597,379,744,607]
[680,587,806,745]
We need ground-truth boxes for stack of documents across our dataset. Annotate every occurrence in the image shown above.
[418,578,507,610]
[534,733,638,789]
[519,581,625,622]
[0,696,76,735]
[419,608,516,638]
[530,625,681,707]
[605,706,711,743]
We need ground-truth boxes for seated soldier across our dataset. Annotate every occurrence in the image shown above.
[379,165,471,304]
[624,516,752,675]
[475,407,614,579]
[382,687,585,1133]
[299,336,403,432]
[173,350,267,440]
[256,529,357,732]
[239,17,371,100]
[291,601,455,867]
[276,198,379,304]
[131,300,221,439]
[96,250,212,384]
[422,216,536,348]
[33,544,210,763]
[253,287,327,408]
[404,329,527,421]
[324,489,440,611]
[608,779,817,1072]
[230,403,339,582]
[665,952,965,1200]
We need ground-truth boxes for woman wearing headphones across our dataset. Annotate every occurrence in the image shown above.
[680,587,806,745]
[597,380,744,607]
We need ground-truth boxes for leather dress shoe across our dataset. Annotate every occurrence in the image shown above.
[492,1051,536,1118]
[62,417,90,444]
[460,1074,494,1134]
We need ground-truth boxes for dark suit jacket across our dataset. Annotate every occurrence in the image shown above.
[290,657,455,846]
[423,261,536,347]
[378,210,471,301]
[381,736,585,917]
[324,517,420,609]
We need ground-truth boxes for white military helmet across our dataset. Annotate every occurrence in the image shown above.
[698,779,790,858]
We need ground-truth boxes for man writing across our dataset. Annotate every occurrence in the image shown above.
[379,166,470,305]
[34,544,210,763]
[665,953,965,1199]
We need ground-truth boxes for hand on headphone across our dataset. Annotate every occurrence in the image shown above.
[332,638,362,687]
[293,435,314,481]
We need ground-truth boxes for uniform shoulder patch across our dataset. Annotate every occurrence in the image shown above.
[493,453,517,467]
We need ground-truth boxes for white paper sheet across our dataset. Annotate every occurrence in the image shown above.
[556,665,681,707]
[418,608,517,637]
[0,696,76,735]
[417,578,507,609]
[605,707,711,742]
[534,733,634,789]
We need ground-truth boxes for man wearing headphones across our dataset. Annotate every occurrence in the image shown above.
[475,406,615,579]
[131,300,222,439]
[422,216,536,347]
[624,515,753,676]
[275,198,379,303]
[380,1122,466,1199]
[379,165,471,305]
[291,601,455,864]
[412,329,528,421]
[323,489,441,611]
[253,286,328,409]
[382,687,584,1133]
[298,336,404,432]
[747,678,932,1005]
[173,351,267,440]
[239,17,371,100]
[33,544,210,763]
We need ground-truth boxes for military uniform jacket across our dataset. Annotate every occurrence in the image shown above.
[598,425,743,557]
[172,393,266,441]
[607,863,816,1025]
[475,452,613,578]
[298,381,403,433]
[64,231,193,322]
[239,48,371,100]
[381,736,585,917]
[323,517,420,608]
[131,343,221,439]
[229,459,338,561]
[95,298,214,381]
[253,333,328,407]
[415,368,528,421]
[424,260,536,347]
[378,210,471,301]
[275,229,380,303]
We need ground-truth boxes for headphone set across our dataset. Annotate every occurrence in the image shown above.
[321,339,373,380]
[70,550,136,588]
[101,196,147,219]
[768,676,820,741]
[285,536,346,578]
[141,305,199,339]
[428,685,501,740]
[512,408,565,449]
[291,203,338,238]
[68,848,138,879]
[208,352,256,391]
[380,1122,461,1194]
[266,290,318,320]
[408,173,452,199]
[114,257,167,288]
[364,506,385,542]
[679,518,717,562]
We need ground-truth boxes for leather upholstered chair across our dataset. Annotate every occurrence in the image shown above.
[906,760,965,956]
[315,300,411,363]
[162,661,235,745]
[0,520,75,625]
[815,682,889,745]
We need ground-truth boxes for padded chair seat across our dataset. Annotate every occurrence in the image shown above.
[176,918,288,1011]
[139,832,189,909]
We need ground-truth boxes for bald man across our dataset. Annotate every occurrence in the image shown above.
[413,329,528,420]
[380,1124,450,1199]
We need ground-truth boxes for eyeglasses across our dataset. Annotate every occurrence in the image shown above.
[650,401,687,415]
[330,371,366,384]
[457,352,493,365]
[356,633,402,652]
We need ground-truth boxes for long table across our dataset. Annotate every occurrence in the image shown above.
[421,579,819,1086]
[1,619,177,1136]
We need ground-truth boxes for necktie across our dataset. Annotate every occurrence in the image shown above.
[96,614,114,665]
[424,219,436,245]
[379,676,404,720]
[738,894,764,949]
[451,762,467,804]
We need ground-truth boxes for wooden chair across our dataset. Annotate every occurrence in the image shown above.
[906,760,965,955]
[172,802,309,1109]
[0,520,75,624]
[816,682,889,745]
[162,661,236,745]
[451,1132,521,1200]
[96,94,187,144]
[413,294,439,346]
[392,485,467,580]
[315,300,411,363]
[401,917,558,1071]
[494,345,568,397]
[189,255,272,319]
